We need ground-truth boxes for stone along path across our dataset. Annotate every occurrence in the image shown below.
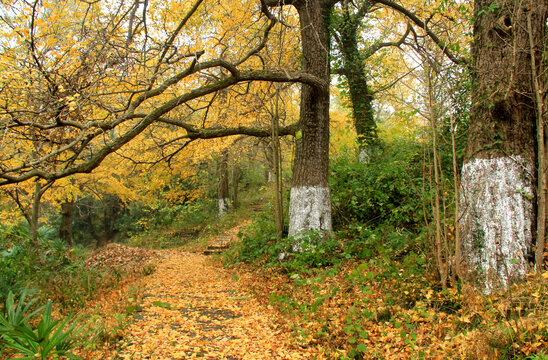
[112,248,311,360]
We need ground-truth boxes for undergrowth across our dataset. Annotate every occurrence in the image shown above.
[0,289,84,359]
[225,148,547,359]
[228,213,547,358]
[0,224,144,310]
[0,222,158,358]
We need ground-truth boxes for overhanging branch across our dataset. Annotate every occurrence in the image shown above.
[157,117,298,139]
[373,0,468,66]
[0,66,315,185]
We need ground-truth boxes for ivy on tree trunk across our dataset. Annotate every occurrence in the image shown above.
[459,0,547,292]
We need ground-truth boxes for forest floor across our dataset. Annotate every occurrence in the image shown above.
[80,224,323,360]
[76,222,548,360]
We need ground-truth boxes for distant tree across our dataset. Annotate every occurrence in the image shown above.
[2,180,53,243]
[217,149,230,217]
[59,197,74,246]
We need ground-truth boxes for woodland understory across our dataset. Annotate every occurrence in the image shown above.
[0,0,547,358]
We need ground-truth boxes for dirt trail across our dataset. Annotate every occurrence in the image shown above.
[106,231,311,359]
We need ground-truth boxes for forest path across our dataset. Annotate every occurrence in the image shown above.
[110,226,310,360]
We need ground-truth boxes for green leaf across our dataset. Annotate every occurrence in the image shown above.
[152,301,171,309]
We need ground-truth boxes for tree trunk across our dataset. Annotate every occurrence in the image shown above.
[287,0,333,237]
[232,163,240,209]
[263,140,274,183]
[103,195,119,240]
[272,93,283,240]
[29,180,42,244]
[218,149,230,217]
[60,198,74,246]
[528,9,547,270]
[459,0,547,292]
[426,62,448,289]
[451,114,463,279]
[337,5,379,162]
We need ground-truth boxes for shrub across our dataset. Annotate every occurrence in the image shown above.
[226,208,345,273]
[330,140,425,231]
[228,207,423,274]
[117,198,214,240]
[0,289,84,359]
[0,224,38,302]
[0,223,114,309]
[225,207,278,264]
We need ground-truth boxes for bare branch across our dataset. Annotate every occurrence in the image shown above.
[373,0,468,66]
[363,22,411,59]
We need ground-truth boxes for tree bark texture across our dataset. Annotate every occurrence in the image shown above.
[272,104,283,240]
[288,0,333,237]
[459,0,547,292]
[263,140,274,183]
[528,8,547,270]
[29,180,42,244]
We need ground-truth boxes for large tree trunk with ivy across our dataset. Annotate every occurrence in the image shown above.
[335,1,379,161]
[459,0,547,292]
[287,0,333,237]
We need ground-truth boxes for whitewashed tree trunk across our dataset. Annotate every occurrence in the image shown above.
[217,150,230,218]
[286,0,333,238]
[460,156,534,293]
[358,148,370,164]
[217,198,229,218]
[459,0,547,292]
[288,186,332,237]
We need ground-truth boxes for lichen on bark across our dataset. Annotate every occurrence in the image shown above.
[460,156,534,293]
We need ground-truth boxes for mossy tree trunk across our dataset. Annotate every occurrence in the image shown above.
[334,1,379,161]
[459,0,547,292]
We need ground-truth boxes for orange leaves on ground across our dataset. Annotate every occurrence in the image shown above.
[234,262,548,359]
[92,246,317,359]
[76,227,547,359]
[85,244,159,272]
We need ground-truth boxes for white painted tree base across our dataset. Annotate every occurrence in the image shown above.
[218,198,229,218]
[288,186,332,238]
[460,155,533,293]
[358,148,369,164]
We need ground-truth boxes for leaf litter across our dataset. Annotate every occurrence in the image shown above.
[76,226,547,359]
[85,243,159,272]
[93,247,319,359]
